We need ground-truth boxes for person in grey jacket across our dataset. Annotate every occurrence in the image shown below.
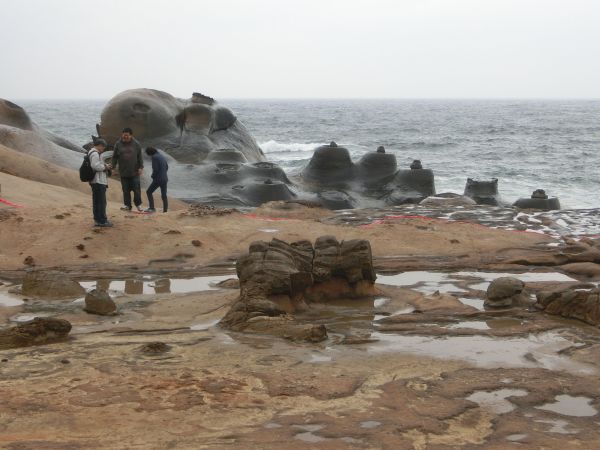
[89,139,113,227]
[111,127,144,212]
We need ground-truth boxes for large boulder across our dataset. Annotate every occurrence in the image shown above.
[301,142,355,184]
[21,271,86,299]
[464,178,501,205]
[514,189,560,210]
[0,317,72,350]
[385,161,436,205]
[485,276,530,308]
[0,99,83,170]
[97,89,264,163]
[536,288,600,326]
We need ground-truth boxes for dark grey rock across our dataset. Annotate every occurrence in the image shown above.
[84,289,117,315]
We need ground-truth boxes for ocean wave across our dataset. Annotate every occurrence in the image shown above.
[259,140,324,154]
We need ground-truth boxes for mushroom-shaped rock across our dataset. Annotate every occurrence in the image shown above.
[386,163,436,205]
[357,151,398,182]
[302,144,355,183]
[513,190,560,211]
[485,276,530,308]
[246,162,291,184]
[84,289,117,315]
[237,179,296,206]
[464,178,500,205]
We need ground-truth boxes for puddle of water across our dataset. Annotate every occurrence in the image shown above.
[0,291,24,307]
[308,353,333,363]
[10,313,51,322]
[368,331,594,374]
[458,271,578,286]
[258,228,279,233]
[506,434,527,442]
[377,271,467,294]
[535,395,598,417]
[360,421,381,429]
[448,321,490,330]
[535,419,579,434]
[80,275,235,295]
[373,297,389,308]
[458,297,485,310]
[293,424,327,443]
[466,388,528,414]
[189,319,221,331]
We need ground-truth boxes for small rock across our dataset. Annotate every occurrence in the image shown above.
[329,141,338,147]
[485,277,528,308]
[80,254,89,259]
[83,236,92,240]
[84,289,117,315]
[410,159,423,170]
[376,146,386,153]
[140,342,172,354]
[164,230,182,235]
[23,256,35,266]
[1,358,8,362]
[76,244,85,251]
[191,240,202,247]
[55,214,65,220]
[60,359,70,364]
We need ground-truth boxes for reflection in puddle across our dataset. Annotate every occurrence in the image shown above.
[458,297,485,310]
[258,228,279,233]
[293,424,327,443]
[535,419,579,434]
[80,275,235,295]
[466,388,528,414]
[448,321,490,330]
[360,421,381,429]
[536,395,598,417]
[461,271,578,292]
[368,332,593,373]
[0,291,24,307]
[506,434,528,442]
[189,319,221,331]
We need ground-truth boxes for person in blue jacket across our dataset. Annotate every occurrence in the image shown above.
[144,147,169,213]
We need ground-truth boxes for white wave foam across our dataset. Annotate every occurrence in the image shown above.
[259,140,325,154]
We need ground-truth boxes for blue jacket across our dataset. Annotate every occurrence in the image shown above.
[151,152,169,183]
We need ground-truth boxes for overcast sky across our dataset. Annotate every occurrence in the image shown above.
[1,0,599,99]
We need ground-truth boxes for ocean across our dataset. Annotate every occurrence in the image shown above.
[17,99,600,209]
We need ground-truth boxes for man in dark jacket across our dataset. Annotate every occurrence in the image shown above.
[111,127,144,211]
[145,147,169,213]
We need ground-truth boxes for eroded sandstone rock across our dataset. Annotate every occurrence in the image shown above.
[220,236,377,341]
[0,317,72,350]
[485,277,530,308]
[84,289,117,315]
[536,288,600,326]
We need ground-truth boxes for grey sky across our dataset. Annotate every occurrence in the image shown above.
[1,0,599,99]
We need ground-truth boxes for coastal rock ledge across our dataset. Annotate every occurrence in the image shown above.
[220,236,378,341]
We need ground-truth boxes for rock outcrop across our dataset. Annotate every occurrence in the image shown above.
[220,236,378,341]
[464,178,502,205]
[536,288,600,326]
[84,289,117,315]
[0,317,72,350]
[485,277,531,308]
[21,271,86,299]
[0,98,83,170]
[514,189,560,210]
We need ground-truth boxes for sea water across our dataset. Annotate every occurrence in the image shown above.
[17,98,600,209]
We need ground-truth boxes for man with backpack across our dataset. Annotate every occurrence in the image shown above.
[111,127,144,212]
[83,139,113,227]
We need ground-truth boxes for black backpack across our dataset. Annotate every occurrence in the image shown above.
[79,151,96,182]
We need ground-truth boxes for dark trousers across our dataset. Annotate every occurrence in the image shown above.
[120,176,142,208]
[147,180,168,212]
[91,183,107,224]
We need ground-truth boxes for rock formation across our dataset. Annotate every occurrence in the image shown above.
[536,288,600,326]
[514,189,560,210]
[485,277,531,308]
[464,178,502,205]
[84,289,117,315]
[0,317,72,350]
[21,271,86,298]
[0,98,83,170]
[220,236,378,341]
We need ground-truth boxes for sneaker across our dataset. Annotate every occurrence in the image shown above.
[120,206,132,211]
[93,222,102,227]
[136,205,144,212]
[145,208,156,213]
[98,221,114,228]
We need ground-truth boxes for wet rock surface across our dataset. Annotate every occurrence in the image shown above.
[220,236,377,341]
[485,277,530,308]
[0,317,71,349]
[84,289,117,316]
[536,288,600,326]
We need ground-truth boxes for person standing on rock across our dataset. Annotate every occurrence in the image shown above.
[111,127,144,212]
[88,139,113,227]
[144,147,169,213]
